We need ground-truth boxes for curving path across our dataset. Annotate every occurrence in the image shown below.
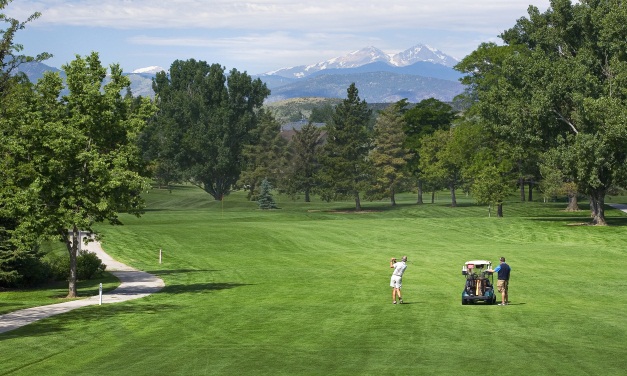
[0,239,164,334]
[608,203,627,213]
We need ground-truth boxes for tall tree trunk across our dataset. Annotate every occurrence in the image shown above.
[519,177,525,201]
[450,183,457,207]
[354,191,361,211]
[64,225,79,298]
[497,203,504,218]
[390,186,396,206]
[528,181,533,202]
[304,188,311,203]
[566,193,580,211]
[416,180,424,204]
[590,191,607,225]
[431,191,435,204]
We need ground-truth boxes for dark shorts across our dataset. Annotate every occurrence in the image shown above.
[497,279,508,293]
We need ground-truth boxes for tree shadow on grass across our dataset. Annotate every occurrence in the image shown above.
[0,302,179,341]
[161,282,253,295]
[528,216,627,226]
[146,269,220,276]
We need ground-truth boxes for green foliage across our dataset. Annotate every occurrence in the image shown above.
[403,98,457,153]
[47,250,106,281]
[1,52,156,297]
[238,110,289,200]
[470,164,512,217]
[457,0,627,224]
[309,102,335,123]
[284,121,323,202]
[257,178,277,209]
[368,101,413,205]
[263,97,341,125]
[0,241,50,288]
[0,1,51,99]
[317,83,372,209]
[148,59,270,200]
[4,186,627,374]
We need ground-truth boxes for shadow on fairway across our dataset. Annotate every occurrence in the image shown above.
[0,303,179,341]
[147,269,220,276]
[528,216,627,226]
[162,282,253,295]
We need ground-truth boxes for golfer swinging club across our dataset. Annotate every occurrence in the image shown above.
[390,256,408,304]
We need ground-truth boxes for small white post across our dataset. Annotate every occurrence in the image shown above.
[99,283,103,305]
[159,249,162,264]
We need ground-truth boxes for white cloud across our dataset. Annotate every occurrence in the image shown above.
[5,0,553,73]
[9,0,551,33]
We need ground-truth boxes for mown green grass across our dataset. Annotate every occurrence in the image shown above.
[0,272,120,315]
[1,186,626,375]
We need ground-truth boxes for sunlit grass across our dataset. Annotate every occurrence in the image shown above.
[1,186,626,375]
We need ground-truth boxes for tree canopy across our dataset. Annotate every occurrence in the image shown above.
[456,0,627,225]
[369,101,413,206]
[1,52,156,296]
[317,83,372,211]
[147,59,270,200]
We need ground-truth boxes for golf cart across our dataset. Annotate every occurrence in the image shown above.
[461,260,496,305]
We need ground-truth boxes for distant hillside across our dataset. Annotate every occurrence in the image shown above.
[264,97,394,126]
[13,61,64,82]
[15,56,465,103]
[267,71,463,103]
[264,97,342,124]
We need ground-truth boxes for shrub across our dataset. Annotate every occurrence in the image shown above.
[77,250,107,280]
[47,250,106,281]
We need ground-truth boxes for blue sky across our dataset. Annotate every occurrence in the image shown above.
[6,0,551,74]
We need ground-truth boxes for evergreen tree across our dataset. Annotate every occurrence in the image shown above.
[318,83,372,211]
[238,109,288,200]
[257,178,277,209]
[368,101,413,206]
[285,122,323,202]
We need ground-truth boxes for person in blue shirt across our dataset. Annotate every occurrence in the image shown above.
[487,257,511,305]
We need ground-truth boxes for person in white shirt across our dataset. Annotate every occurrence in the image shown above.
[389,256,408,304]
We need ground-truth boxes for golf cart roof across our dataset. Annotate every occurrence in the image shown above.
[464,260,491,267]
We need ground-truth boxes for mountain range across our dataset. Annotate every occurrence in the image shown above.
[265,44,459,79]
[14,44,465,103]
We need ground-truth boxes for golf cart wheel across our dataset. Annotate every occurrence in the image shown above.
[462,299,468,305]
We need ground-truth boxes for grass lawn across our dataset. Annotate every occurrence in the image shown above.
[0,186,626,375]
[0,272,120,315]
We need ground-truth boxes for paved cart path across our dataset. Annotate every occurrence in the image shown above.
[608,203,627,213]
[0,240,164,334]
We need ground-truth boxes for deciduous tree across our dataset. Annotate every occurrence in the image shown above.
[149,59,270,200]
[456,0,627,225]
[3,53,156,297]
[403,98,457,204]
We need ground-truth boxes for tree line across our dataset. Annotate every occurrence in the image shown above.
[1,0,626,294]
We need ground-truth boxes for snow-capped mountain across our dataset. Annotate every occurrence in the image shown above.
[131,66,166,74]
[389,44,458,68]
[266,44,459,79]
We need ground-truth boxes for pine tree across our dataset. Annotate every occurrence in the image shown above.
[257,178,278,209]
[285,122,323,202]
[318,83,372,210]
[239,110,288,200]
[369,101,413,205]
